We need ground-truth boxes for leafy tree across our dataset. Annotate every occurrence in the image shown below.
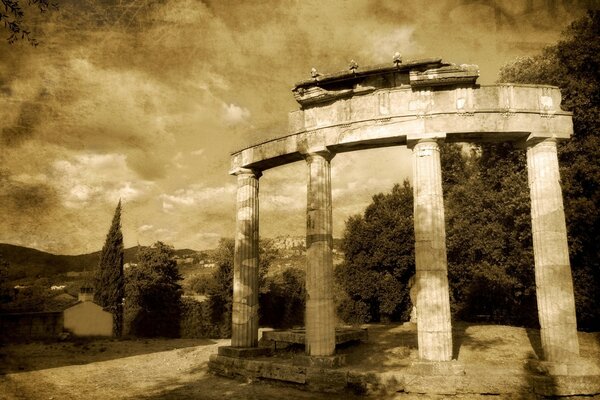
[335,181,415,324]
[204,238,279,337]
[124,241,183,337]
[0,0,58,45]
[94,200,124,336]
[442,143,537,326]
[189,274,210,295]
[204,238,235,338]
[498,10,600,330]
[1,281,50,312]
[0,253,13,311]
[260,267,306,328]
[179,297,220,339]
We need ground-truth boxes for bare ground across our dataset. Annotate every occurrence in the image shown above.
[0,323,599,400]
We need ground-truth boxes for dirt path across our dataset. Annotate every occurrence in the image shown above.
[0,338,360,400]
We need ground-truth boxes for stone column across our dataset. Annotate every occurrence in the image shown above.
[410,138,453,361]
[304,148,336,357]
[526,137,579,361]
[231,167,261,348]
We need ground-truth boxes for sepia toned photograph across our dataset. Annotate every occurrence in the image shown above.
[1,1,599,398]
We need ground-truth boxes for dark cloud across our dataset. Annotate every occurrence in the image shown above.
[1,100,45,146]
[0,174,59,212]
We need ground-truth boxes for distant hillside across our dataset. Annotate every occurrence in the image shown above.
[0,244,197,281]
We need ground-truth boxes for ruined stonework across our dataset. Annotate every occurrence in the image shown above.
[215,56,597,395]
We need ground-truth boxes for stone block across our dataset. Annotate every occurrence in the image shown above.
[409,360,464,376]
[305,367,348,393]
[259,327,368,349]
[457,373,531,395]
[217,346,271,358]
[260,362,307,384]
[533,375,600,396]
[293,354,346,368]
[404,374,457,394]
[530,359,600,376]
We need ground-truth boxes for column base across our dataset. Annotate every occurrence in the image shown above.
[528,359,600,396]
[403,361,464,395]
[217,346,271,358]
[529,358,600,377]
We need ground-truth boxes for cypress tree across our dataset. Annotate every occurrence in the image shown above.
[94,200,125,336]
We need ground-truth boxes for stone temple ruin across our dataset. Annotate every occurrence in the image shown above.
[209,56,600,396]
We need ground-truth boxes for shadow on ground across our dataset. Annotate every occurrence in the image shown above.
[0,337,216,374]
[525,328,544,359]
[128,365,373,400]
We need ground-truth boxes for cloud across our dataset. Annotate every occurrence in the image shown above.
[51,152,153,208]
[0,173,59,212]
[222,103,251,125]
[160,184,236,211]
[138,224,154,232]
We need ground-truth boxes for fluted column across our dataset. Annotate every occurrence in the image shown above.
[304,148,336,356]
[526,137,579,361]
[231,167,261,348]
[410,138,453,361]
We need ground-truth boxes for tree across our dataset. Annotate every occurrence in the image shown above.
[94,200,125,336]
[498,10,600,330]
[442,143,537,326]
[204,238,280,337]
[204,238,235,338]
[0,253,12,311]
[260,266,306,329]
[0,0,58,45]
[124,241,183,337]
[335,181,415,324]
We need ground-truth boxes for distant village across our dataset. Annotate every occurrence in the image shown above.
[5,235,344,307]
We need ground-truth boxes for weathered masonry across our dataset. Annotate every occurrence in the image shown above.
[227,57,578,363]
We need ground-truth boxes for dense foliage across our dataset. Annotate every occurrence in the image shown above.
[179,297,220,338]
[260,266,305,329]
[442,143,537,326]
[336,181,415,324]
[0,253,11,310]
[124,242,182,337]
[201,238,304,336]
[498,10,600,330]
[203,238,236,338]
[94,201,125,336]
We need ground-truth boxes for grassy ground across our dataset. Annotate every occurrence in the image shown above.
[0,323,599,400]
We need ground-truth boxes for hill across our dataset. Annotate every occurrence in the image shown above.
[0,244,197,282]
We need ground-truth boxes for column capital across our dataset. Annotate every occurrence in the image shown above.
[525,135,558,147]
[230,167,262,179]
[519,132,567,148]
[301,147,335,162]
[406,133,446,150]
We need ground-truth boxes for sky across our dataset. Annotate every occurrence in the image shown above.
[0,0,591,255]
